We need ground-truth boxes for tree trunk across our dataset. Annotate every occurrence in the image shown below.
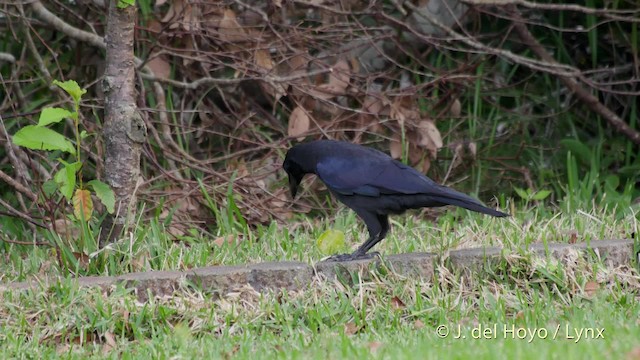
[100,0,145,246]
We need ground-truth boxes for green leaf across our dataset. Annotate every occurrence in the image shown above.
[42,180,58,197]
[560,139,592,167]
[514,187,530,200]
[117,0,135,8]
[54,162,82,200]
[88,180,115,214]
[316,229,346,255]
[53,80,87,104]
[12,126,75,154]
[38,107,73,127]
[80,130,89,139]
[530,189,552,201]
[604,174,620,190]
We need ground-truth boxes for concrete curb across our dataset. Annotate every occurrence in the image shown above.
[2,239,636,300]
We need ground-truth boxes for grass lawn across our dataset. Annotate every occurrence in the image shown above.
[1,204,639,358]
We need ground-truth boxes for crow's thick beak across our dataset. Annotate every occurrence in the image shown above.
[288,176,299,198]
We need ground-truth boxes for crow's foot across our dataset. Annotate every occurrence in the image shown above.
[323,251,380,262]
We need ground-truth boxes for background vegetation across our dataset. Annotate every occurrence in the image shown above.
[0,0,639,356]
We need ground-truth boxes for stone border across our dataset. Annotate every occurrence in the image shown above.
[2,239,637,300]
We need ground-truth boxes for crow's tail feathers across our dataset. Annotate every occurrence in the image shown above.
[431,187,509,217]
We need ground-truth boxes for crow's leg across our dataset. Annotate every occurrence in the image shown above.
[324,211,388,262]
[352,213,388,256]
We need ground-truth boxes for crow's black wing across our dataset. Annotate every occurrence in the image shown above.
[314,146,508,217]
[316,156,440,196]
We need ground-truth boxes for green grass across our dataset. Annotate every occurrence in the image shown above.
[0,201,639,358]
[1,237,639,359]
[0,202,638,282]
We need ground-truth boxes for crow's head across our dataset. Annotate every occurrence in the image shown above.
[282,158,305,199]
[283,144,315,198]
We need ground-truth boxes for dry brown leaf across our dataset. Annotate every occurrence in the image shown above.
[344,322,360,335]
[160,0,198,31]
[218,9,246,42]
[160,0,184,26]
[255,49,274,71]
[73,189,93,221]
[417,120,443,158]
[413,319,425,329]
[367,341,383,353]
[213,234,242,247]
[287,53,309,73]
[103,331,116,352]
[72,252,90,269]
[450,98,461,117]
[314,59,351,98]
[148,54,171,79]
[584,281,599,297]
[181,1,198,32]
[390,135,403,159]
[391,296,406,309]
[467,142,477,160]
[256,49,287,101]
[327,59,350,92]
[363,95,384,115]
[288,106,310,140]
[514,311,525,322]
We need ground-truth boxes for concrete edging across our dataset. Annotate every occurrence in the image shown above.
[2,239,637,300]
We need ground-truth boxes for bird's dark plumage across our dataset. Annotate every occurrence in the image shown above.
[283,140,508,261]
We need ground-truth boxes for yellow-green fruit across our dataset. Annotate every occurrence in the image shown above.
[316,229,346,255]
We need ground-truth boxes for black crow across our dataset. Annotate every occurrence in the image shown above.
[283,140,509,261]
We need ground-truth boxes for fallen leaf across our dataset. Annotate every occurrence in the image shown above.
[367,341,383,354]
[147,53,171,79]
[390,135,403,159]
[467,142,477,160]
[450,98,461,117]
[287,52,309,73]
[218,9,246,42]
[569,232,578,244]
[514,311,524,322]
[584,281,599,297]
[417,120,442,158]
[255,49,274,71]
[344,322,361,335]
[315,59,350,98]
[414,319,425,329]
[160,0,184,26]
[213,234,241,247]
[72,252,90,269]
[103,331,116,353]
[288,106,310,140]
[327,59,350,93]
[391,296,406,309]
